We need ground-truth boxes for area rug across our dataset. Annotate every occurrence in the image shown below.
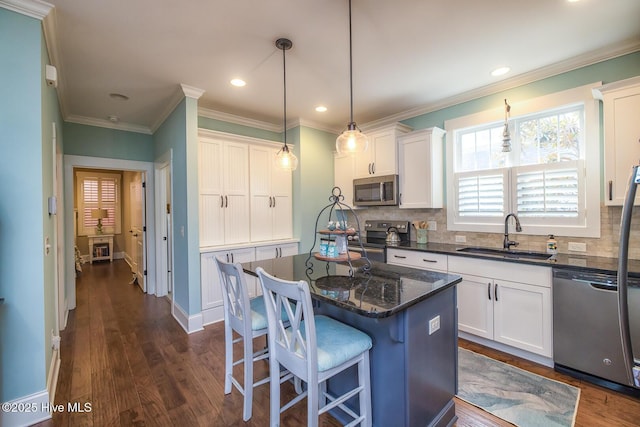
[457,348,580,427]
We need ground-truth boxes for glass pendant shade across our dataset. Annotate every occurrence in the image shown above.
[274,144,298,171]
[336,123,368,154]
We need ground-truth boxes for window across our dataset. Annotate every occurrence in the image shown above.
[77,171,122,235]
[445,83,601,238]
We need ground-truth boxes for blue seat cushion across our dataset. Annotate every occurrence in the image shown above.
[249,297,292,331]
[313,315,372,372]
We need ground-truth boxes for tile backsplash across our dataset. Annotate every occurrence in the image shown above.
[346,205,640,260]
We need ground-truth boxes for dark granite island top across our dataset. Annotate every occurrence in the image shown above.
[242,254,461,318]
[243,254,462,427]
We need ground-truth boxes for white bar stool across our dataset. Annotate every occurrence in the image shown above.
[257,267,372,427]
[216,257,271,421]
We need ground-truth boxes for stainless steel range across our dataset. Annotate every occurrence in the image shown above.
[348,219,411,263]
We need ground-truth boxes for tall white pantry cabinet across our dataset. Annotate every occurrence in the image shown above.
[198,129,297,325]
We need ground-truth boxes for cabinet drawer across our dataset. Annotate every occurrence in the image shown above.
[387,249,447,272]
[92,236,111,244]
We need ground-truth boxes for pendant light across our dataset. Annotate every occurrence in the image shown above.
[336,0,368,154]
[501,98,512,152]
[274,37,298,171]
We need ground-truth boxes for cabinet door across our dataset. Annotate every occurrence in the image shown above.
[354,145,375,178]
[370,129,397,176]
[250,146,274,242]
[604,88,640,205]
[230,248,258,297]
[223,142,250,244]
[271,158,292,239]
[457,273,494,339]
[201,250,226,311]
[199,139,225,247]
[334,152,356,206]
[492,279,552,357]
[398,128,444,209]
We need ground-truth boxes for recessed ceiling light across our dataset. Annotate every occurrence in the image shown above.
[491,66,511,77]
[230,78,246,87]
[109,93,129,101]
[567,0,580,3]
[315,106,327,113]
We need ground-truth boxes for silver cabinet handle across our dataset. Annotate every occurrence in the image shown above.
[494,283,499,301]
[221,195,224,208]
[372,162,375,174]
[269,197,272,208]
[609,180,613,201]
[488,282,492,300]
[422,259,437,263]
[393,255,407,259]
[225,195,228,207]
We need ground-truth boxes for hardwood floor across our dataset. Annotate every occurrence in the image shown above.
[36,260,640,426]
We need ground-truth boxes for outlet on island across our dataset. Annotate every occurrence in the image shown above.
[427,220,437,231]
[455,235,466,243]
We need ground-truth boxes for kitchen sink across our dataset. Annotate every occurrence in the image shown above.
[456,246,553,261]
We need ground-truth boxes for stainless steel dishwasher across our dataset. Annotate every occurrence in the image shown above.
[553,268,640,394]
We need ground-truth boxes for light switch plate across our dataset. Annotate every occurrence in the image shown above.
[427,220,437,231]
[429,315,440,335]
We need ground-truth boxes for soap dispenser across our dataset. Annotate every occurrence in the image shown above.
[546,235,558,255]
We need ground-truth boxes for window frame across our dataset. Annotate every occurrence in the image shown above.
[76,171,122,236]
[445,83,601,238]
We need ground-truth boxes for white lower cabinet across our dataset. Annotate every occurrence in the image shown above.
[449,256,552,358]
[386,248,447,272]
[201,247,256,326]
[254,242,299,295]
[200,242,298,325]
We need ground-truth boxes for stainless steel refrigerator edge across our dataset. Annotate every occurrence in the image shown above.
[617,164,640,387]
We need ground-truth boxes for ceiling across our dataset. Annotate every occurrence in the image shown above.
[43,0,640,135]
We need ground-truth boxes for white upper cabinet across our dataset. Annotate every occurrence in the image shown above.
[354,123,412,178]
[249,145,293,242]
[334,152,356,206]
[198,135,250,247]
[398,127,445,209]
[594,76,640,206]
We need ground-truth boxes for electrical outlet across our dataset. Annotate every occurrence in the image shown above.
[568,242,587,252]
[429,315,440,335]
[455,235,466,243]
[427,220,437,231]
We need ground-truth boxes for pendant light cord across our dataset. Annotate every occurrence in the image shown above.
[282,42,288,148]
[348,0,354,124]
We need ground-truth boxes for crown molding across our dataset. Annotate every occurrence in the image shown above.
[369,39,640,127]
[66,115,152,135]
[296,118,341,135]
[180,84,205,99]
[198,107,281,133]
[0,0,52,19]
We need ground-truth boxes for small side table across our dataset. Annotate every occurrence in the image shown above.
[88,234,114,263]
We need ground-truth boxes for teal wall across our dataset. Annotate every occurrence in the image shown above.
[294,126,337,253]
[402,52,640,131]
[63,122,154,161]
[0,8,49,402]
[154,98,201,315]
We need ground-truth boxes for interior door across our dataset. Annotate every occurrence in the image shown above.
[130,172,146,292]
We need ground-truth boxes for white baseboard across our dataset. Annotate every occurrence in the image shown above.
[202,306,224,326]
[0,390,51,427]
[47,348,61,405]
[172,301,204,334]
[459,331,554,368]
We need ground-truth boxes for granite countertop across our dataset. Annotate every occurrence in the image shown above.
[392,242,640,277]
[242,254,462,318]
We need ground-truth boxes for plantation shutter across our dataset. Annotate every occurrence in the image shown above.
[77,172,121,235]
[456,169,507,219]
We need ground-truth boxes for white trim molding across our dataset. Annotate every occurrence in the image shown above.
[66,115,152,135]
[180,84,205,99]
[0,0,53,19]
[172,300,204,334]
[198,106,281,133]
[0,390,51,426]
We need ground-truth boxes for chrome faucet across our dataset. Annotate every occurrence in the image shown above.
[503,213,522,250]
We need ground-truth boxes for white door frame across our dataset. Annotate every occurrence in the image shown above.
[154,150,173,298]
[63,155,156,310]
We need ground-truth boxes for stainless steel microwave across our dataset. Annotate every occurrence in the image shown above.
[353,174,399,207]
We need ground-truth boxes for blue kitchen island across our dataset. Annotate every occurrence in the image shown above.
[242,254,461,427]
